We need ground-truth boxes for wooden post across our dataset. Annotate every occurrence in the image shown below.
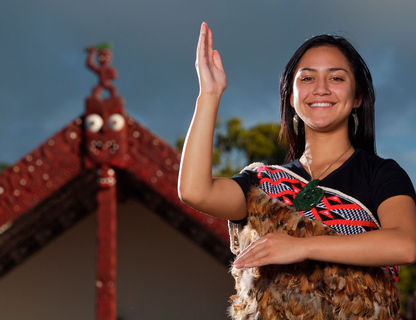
[84,45,126,320]
[96,167,117,320]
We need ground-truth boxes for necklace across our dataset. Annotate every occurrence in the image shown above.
[293,146,352,211]
[304,145,352,181]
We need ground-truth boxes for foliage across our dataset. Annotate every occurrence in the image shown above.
[0,163,8,173]
[96,42,112,50]
[398,264,416,316]
[176,117,287,177]
[214,118,286,176]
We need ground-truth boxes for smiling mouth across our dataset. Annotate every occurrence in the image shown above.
[308,102,335,108]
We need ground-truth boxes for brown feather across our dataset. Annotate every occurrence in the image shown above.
[228,187,400,320]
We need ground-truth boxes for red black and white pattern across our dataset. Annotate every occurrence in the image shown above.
[255,165,399,281]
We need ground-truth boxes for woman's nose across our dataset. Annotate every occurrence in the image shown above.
[313,78,330,95]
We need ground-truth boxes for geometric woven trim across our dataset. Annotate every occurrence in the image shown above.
[260,165,381,229]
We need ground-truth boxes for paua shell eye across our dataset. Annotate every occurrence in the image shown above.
[108,113,125,131]
[85,114,104,132]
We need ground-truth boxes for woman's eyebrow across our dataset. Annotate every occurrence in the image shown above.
[298,67,349,72]
[298,67,316,72]
[328,68,348,72]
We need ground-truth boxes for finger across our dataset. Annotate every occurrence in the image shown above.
[212,50,224,71]
[235,247,270,268]
[236,248,268,265]
[236,238,267,261]
[196,22,207,65]
[207,26,214,65]
[239,254,273,268]
[239,237,268,255]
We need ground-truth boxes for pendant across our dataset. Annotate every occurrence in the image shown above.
[293,179,324,211]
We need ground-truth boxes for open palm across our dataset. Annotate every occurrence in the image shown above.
[195,22,227,96]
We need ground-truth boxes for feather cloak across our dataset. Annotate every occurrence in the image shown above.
[228,187,400,320]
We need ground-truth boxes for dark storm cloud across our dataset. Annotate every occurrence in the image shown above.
[0,0,415,181]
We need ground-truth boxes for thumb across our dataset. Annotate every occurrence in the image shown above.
[212,50,224,71]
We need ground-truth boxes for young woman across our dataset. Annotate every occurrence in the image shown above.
[178,21,416,312]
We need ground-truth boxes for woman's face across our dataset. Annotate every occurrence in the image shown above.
[290,45,361,134]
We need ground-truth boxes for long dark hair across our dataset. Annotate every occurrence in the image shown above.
[279,35,376,161]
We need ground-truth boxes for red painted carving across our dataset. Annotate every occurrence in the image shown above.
[96,174,117,320]
[0,120,83,226]
[84,96,128,171]
[0,113,229,242]
[86,44,118,99]
[85,45,124,320]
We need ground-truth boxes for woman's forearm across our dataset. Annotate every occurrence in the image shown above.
[178,94,221,205]
[234,228,416,269]
[178,94,247,220]
[304,228,416,266]
[235,196,416,269]
[304,193,416,266]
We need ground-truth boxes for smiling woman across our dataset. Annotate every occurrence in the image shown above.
[178,23,416,319]
[290,46,361,136]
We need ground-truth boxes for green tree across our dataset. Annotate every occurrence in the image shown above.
[398,264,416,316]
[176,117,287,177]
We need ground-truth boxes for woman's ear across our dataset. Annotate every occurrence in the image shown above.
[354,95,362,109]
[290,93,294,108]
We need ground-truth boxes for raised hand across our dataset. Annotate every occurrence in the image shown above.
[178,22,247,223]
[195,22,227,96]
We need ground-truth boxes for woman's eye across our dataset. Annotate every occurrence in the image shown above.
[300,76,313,82]
[331,76,344,81]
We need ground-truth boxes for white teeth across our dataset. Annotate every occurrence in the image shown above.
[310,102,333,107]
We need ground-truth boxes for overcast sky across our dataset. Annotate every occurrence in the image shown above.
[0,0,415,183]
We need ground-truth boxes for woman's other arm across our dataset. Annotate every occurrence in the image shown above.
[234,195,416,268]
[178,22,246,221]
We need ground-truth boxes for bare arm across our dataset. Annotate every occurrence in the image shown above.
[86,47,100,72]
[234,195,416,267]
[178,22,247,221]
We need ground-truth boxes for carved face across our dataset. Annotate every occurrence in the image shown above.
[84,97,128,168]
[98,49,112,67]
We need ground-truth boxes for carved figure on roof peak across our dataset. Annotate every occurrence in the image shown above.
[84,43,127,174]
[87,43,118,99]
